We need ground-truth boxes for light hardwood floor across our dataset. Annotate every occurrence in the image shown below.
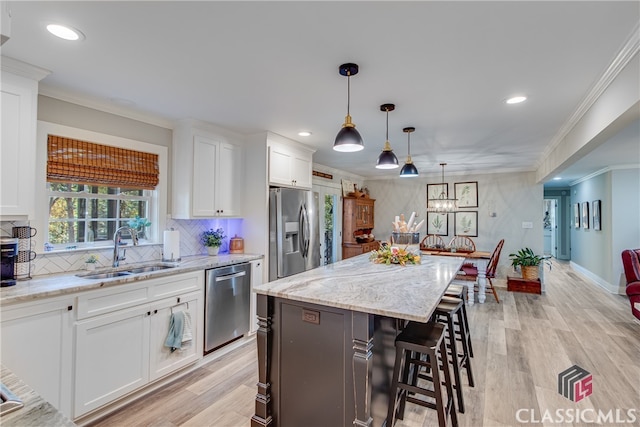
[90,260,640,427]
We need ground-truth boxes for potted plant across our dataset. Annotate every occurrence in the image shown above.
[508,247,546,280]
[85,254,99,271]
[201,228,226,256]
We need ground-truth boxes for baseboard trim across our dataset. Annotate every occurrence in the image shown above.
[570,261,620,294]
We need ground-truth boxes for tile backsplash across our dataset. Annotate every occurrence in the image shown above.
[1,218,243,276]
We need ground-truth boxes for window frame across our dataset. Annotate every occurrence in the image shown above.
[46,183,154,249]
[35,121,168,254]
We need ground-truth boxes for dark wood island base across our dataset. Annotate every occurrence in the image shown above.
[252,294,401,427]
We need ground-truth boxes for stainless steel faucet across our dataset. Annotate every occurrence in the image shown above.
[112,226,139,267]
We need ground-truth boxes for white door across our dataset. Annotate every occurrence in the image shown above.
[314,183,342,265]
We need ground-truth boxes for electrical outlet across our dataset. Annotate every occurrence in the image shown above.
[522,221,533,229]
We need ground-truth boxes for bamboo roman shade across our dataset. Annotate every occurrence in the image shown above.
[47,135,159,190]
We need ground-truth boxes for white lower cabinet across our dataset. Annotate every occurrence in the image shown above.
[148,292,201,381]
[74,303,151,417]
[0,296,74,418]
[73,271,203,418]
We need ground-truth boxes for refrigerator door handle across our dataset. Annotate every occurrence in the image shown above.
[298,204,308,258]
[276,191,285,279]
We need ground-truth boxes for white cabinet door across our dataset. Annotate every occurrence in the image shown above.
[149,292,201,381]
[173,125,243,219]
[216,142,242,217]
[192,134,219,217]
[291,152,313,189]
[0,297,74,418]
[249,259,263,334]
[0,73,38,218]
[268,141,313,189]
[268,144,293,186]
[74,305,150,417]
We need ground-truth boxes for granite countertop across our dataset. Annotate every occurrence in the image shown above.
[0,364,76,426]
[253,253,464,322]
[1,254,263,305]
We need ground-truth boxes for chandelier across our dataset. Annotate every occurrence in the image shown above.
[427,163,458,213]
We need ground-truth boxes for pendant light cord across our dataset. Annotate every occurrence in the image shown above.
[385,107,389,140]
[407,132,411,156]
[346,73,351,116]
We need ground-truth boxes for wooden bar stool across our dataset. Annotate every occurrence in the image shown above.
[444,285,474,358]
[433,296,474,413]
[386,321,458,427]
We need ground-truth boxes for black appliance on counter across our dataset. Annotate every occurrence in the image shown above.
[204,262,251,354]
[1,238,18,287]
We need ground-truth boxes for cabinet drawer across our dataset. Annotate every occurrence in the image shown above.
[77,282,149,320]
[148,271,202,299]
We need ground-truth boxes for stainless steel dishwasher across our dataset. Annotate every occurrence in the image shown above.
[204,262,251,353]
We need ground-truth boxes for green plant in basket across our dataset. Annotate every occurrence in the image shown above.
[370,245,421,266]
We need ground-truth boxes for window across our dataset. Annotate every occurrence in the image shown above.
[45,133,160,250]
[47,183,152,247]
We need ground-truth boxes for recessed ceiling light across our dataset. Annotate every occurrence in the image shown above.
[298,131,311,137]
[553,176,562,180]
[506,96,527,104]
[46,24,84,41]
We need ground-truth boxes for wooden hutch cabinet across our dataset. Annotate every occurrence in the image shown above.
[342,197,379,259]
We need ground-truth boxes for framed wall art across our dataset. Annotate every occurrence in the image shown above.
[582,201,589,229]
[454,181,478,208]
[454,211,478,237]
[592,200,601,231]
[427,212,448,236]
[427,183,448,201]
[574,203,580,229]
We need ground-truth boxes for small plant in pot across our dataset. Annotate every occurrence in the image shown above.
[508,247,546,280]
[201,228,226,256]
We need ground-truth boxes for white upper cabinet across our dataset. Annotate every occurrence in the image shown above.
[268,138,314,189]
[0,58,49,219]
[172,120,243,219]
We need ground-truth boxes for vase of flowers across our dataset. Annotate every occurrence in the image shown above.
[201,228,226,256]
[370,244,421,266]
[128,216,151,240]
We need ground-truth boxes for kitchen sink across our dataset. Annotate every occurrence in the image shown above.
[79,271,133,280]
[76,262,177,280]
[126,265,176,274]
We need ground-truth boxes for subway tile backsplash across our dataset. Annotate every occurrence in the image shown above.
[1,218,241,277]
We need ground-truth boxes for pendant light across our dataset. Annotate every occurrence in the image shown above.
[375,104,399,169]
[333,63,364,152]
[399,127,418,177]
[427,163,458,213]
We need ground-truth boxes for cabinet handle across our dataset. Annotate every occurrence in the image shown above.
[147,311,151,316]
[177,297,181,303]
[154,309,158,314]
[67,305,73,311]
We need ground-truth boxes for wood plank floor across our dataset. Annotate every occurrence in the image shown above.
[90,260,640,427]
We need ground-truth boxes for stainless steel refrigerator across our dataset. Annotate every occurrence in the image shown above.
[269,188,321,281]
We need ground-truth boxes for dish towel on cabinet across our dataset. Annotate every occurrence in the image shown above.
[182,310,193,344]
[164,311,185,353]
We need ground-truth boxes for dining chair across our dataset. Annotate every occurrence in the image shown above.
[455,239,505,303]
[420,234,445,250]
[448,236,476,253]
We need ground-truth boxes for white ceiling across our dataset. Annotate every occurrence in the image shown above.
[2,1,639,185]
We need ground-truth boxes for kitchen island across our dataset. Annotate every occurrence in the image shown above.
[252,253,464,427]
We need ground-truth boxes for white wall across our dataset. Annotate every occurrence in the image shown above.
[364,171,543,278]
[612,168,640,290]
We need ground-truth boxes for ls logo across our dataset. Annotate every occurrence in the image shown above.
[558,365,593,402]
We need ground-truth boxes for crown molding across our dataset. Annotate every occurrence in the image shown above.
[1,56,50,81]
[537,22,640,168]
[38,84,175,130]
[570,164,640,186]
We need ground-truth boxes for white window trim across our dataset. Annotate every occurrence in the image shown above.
[35,121,168,254]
